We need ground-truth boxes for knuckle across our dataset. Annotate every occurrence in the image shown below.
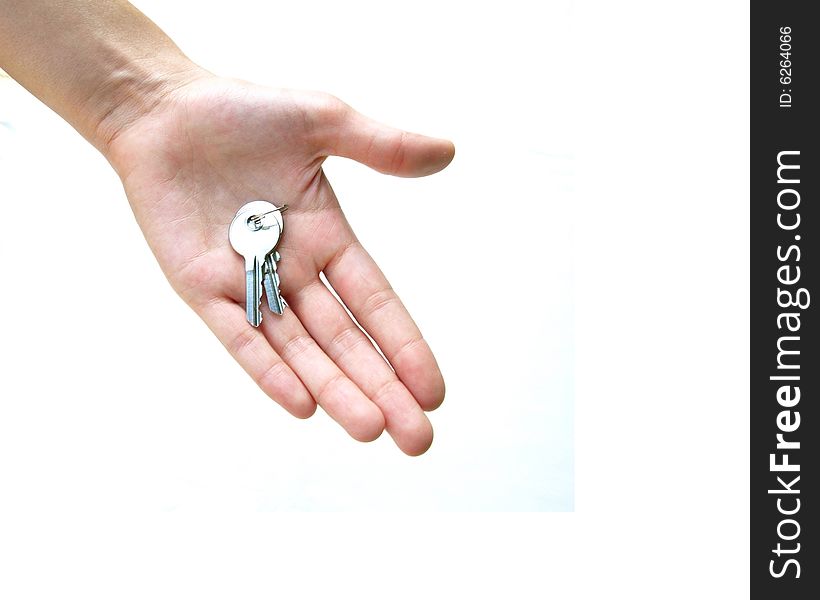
[279,334,316,362]
[325,239,361,272]
[372,378,404,405]
[388,130,408,173]
[227,326,258,357]
[361,287,398,320]
[307,92,349,127]
[301,92,351,155]
[257,360,290,390]
[392,336,426,366]
[315,372,348,405]
[329,325,367,363]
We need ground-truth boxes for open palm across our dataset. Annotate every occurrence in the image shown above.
[105,76,453,455]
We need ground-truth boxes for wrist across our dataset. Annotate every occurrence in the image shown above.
[88,55,210,157]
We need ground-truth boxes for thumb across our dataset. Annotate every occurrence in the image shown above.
[325,102,455,177]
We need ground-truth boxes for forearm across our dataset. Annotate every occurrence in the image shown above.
[0,0,206,153]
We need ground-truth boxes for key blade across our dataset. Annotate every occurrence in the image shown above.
[246,256,263,327]
[263,255,284,315]
[263,273,284,315]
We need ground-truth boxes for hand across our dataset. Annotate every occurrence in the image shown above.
[104,75,454,455]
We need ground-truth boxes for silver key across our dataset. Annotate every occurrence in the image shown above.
[229,201,284,326]
[263,251,285,315]
[251,204,287,315]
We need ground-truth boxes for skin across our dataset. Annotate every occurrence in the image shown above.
[0,2,453,455]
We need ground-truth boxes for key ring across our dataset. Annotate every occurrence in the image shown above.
[246,204,288,231]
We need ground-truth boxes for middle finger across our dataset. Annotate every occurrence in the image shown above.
[287,278,433,456]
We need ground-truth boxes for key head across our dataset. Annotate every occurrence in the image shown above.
[229,201,281,260]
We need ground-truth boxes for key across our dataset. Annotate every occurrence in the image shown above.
[229,200,284,326]
[231,200,287,323]
[243,202,286,315]
[263,251,285,315]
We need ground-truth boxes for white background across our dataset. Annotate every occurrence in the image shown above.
[0,0,748,598]
[0,0,573,511]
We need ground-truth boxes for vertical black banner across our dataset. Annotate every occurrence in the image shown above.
[751,2,817,597]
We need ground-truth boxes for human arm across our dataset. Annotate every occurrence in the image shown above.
[0,0,453,455]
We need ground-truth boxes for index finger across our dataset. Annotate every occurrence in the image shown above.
[323,240,445,411]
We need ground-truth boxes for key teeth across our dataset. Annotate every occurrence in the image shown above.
[262,253,286,316]
[265,279,285,315]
